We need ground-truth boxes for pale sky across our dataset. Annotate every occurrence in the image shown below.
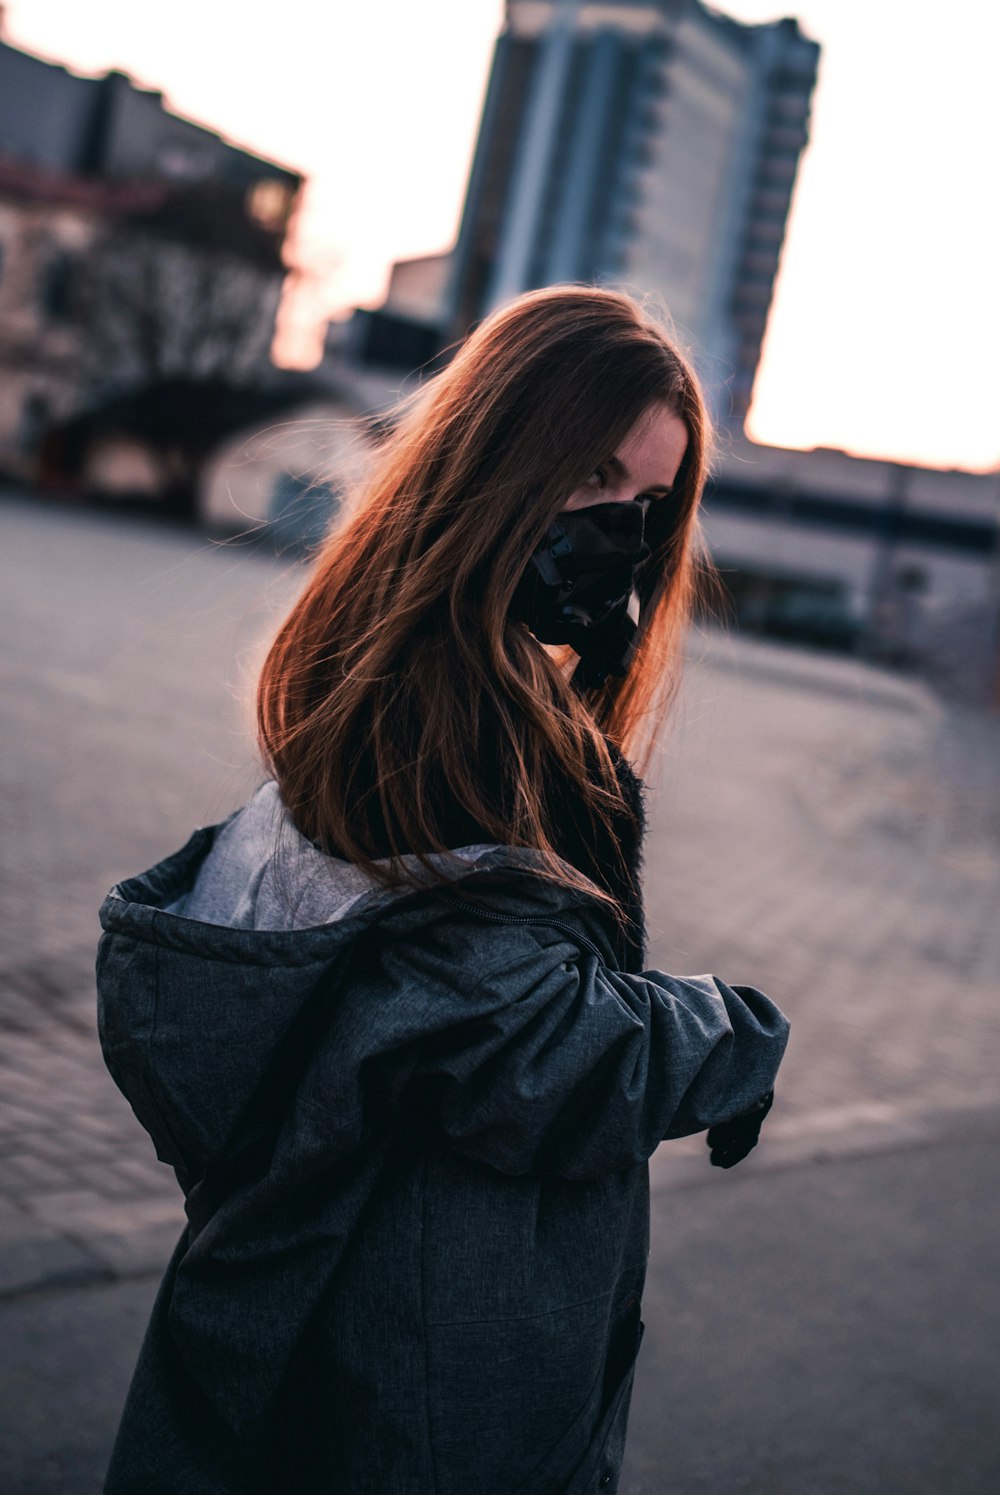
[5,0,999,472]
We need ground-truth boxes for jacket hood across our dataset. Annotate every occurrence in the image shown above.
[96,782,577,1176]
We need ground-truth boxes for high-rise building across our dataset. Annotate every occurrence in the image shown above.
[446,0,819,424]
[336,4,999,702]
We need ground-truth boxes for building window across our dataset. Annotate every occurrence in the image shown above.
[768,92,809,123]
[39,252,77,322]
[19,393,51,456]
[246,179,293,232]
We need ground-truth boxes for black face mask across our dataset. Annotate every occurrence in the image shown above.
[510,501,651,688]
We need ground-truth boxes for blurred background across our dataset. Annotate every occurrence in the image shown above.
[2,0,999,693]
[1,2,998,1492]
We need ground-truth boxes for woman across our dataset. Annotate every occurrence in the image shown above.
[98,286,788,1494]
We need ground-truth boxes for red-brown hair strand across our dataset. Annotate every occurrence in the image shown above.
[257,286,712,913]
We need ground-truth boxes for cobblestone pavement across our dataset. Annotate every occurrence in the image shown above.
[2,492,1000,1297]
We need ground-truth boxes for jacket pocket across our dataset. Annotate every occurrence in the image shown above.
[512,1296,644,1495]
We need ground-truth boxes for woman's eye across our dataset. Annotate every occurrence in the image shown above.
[587,466,608,490]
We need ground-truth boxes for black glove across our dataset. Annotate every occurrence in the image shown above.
[706,1090,774,1169]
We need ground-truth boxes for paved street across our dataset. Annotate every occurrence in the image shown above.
[2,491,999,1492]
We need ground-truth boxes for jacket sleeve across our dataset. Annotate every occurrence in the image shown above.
[391,915,789,1180]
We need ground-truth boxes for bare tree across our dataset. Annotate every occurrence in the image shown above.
[76,183,287,401]
[54,182,296,514]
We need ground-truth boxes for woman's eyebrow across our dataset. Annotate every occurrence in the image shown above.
[607,453,674,495]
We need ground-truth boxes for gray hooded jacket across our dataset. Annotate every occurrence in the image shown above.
[97,781,789,1495]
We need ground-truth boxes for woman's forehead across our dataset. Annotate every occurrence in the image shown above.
[613,405,689,487]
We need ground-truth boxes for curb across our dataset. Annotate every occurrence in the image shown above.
[650,1098,1000,1193]
[0,1194,183,1302]
[687,626,942,716]
[6,1102,999,1300]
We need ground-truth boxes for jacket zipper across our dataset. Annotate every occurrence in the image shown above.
[444,895,607,962]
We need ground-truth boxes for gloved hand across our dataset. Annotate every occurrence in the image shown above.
[706,1090,774,1169]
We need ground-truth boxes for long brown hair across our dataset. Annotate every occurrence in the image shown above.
[257,285,711,911]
